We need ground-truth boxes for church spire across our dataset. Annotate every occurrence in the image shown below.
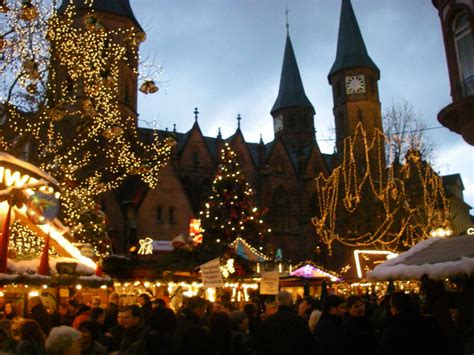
[271,29,314,115]
[328,0,379,80]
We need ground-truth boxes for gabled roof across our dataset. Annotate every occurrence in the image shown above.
[58,0,144,32]
[229,237,270,262]
[290,261,341,281]
[328,0,379,80]
[271,34,314,115]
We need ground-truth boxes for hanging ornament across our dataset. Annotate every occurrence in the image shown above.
[100,70,114,87]
[111,125,123,137]
[84,14,104,32]
[20,0,37,21]
[26,83,36,94]
[22,59,39,79]
[37,233,50,276]
[102,127,114,139]
[139,80,158,94]
[129,32,146,46]
[26,191,59,225]
[0,0,10,12]
[49,104,65,121]
[82,98,96,116]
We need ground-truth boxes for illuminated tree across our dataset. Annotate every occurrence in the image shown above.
[0,1,172,256]
[199,143,268,255]
[312,123,450,254]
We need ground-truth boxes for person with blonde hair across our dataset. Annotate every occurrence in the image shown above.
[45,325,81,355]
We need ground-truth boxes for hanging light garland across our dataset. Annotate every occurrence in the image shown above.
[312,122,450,254]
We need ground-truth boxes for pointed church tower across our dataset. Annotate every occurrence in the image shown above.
[54,0,145,124]
[329,0,385,166]
[271,24,315,151]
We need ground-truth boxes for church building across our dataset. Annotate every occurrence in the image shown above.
[94,0,386,266]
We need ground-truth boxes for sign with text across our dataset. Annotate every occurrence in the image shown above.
[260,270,280,295]
[200,258,224,288]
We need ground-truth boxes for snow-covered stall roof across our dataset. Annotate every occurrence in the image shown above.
[368,234,474,281]
[229,237,270,262]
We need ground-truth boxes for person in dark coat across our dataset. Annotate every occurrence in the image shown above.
[137,293,152,325]
[208,311,232,355]
[28,296,51,336]
[343,295,376,355]
[126,305,177,355]
[103,292,119,331]
[105,307,126,353]
[79,320,108,355]
[376,291,436,355]
[174,296,211,355]
[118,305,146,354]
[313,294,347,355]
[257,290,316,355]
[229,310,254,355]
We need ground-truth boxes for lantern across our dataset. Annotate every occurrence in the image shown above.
[84,15,104,32]
[20,1,37,21]
[139,80,158,94]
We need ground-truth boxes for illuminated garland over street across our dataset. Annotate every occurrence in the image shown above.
[312,123,450,254]
[0,1,172,256]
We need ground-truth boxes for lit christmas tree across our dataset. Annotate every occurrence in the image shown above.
[199,143,268,256]
[0,1,172,256]
[312,123,450,254]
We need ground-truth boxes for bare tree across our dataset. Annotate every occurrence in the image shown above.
[383,98,436,165]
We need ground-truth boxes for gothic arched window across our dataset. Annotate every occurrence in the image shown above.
[452,13,474,96]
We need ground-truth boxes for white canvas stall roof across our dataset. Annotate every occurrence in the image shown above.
[368,234,474,281]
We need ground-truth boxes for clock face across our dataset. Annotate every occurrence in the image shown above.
[345,75,366,94]
[274,116,283,132]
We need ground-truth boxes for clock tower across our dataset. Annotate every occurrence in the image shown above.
[328,0,385,167]
[271,28,315,151]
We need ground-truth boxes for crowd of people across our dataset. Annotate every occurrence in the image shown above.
[0,278,471,355]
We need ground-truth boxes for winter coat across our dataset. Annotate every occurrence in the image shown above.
[314,313,346,355]
[343,315,376,355]
[257,305,317,355]
[16,339,46,355]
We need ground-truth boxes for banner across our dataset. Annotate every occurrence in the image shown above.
[200,258,224,288]
[260,270,279,295]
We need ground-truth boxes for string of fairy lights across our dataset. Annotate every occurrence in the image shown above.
[312,122,450,254]
[0,0,172,256]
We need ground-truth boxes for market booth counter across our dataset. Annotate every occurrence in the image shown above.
[368,232,474,342]
[278,261,343,299]
[0,153,111,313]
